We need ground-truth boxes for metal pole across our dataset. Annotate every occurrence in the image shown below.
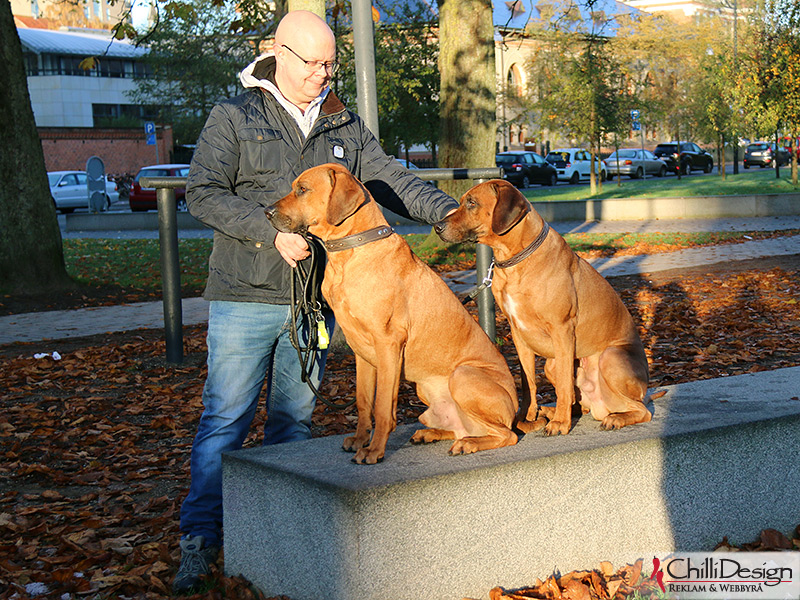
[156,186,184,364]
[473,178,496,341]
[732,0,739,175]
[352,0,380,139]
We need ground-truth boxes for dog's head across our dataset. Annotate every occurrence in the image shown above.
[434,179,530,244]
[265,163,369,237]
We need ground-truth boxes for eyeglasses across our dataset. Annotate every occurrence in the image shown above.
[281,44,339,75]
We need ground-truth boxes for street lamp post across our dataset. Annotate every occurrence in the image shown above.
[733,0,739,175]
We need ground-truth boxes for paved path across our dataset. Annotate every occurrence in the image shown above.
[2,218,798,346]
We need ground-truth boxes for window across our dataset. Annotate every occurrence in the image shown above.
[507,64,524,97]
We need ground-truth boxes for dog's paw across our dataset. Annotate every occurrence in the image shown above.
[342,433,370,452]
[351,448,384,465]
[514,417,548,434]
[601,415,627,430]
[410,429,448,444]
[448,439,478,456]
[544,419,571,436]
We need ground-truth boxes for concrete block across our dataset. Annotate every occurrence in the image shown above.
[222,367,800,600]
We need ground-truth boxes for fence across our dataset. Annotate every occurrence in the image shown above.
[140,167,503,365]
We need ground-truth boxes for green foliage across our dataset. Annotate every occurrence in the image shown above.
[332,1,440,156]
[522,0,636,191]
[126,0,259,146]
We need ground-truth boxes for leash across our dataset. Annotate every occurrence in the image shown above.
[287,226,396,409]
[288,234,355,410]
[461,260,495,305]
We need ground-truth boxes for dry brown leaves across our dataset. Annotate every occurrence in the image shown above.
[1,258,799,599]
[488,526,800,600]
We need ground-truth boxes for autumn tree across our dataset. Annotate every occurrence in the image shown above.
[690,25,737,179]
[525,0,631,194]
[126,0,254,146]
[738,0,800,183]
[335,1,440,159]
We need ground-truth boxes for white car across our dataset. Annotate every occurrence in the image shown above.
[48,170,119,213]
[545,148,607,184]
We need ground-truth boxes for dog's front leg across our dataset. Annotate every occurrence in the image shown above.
[544,323,578,436]
[353,342,403,465]
[343,353,376,453]
[514,344,547,433]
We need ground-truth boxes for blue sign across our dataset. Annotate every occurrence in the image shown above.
[632,122,641,131]
[630,109,640,120]
[144,121,156,135]
[146,133,156,145]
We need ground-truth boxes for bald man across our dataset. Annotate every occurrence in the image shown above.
[174,10,458,593]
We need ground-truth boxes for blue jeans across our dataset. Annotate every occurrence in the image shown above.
[179,300,333,546]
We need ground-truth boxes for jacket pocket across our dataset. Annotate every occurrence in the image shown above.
[239,128,283,174]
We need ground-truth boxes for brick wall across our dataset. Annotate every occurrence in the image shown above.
[39,126,175,177]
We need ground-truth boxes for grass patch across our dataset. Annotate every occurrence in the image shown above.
[523,168,800,202]
[64,238,212,290]
[62,228,793,292]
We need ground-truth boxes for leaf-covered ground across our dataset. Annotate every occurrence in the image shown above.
[1,251,799,599]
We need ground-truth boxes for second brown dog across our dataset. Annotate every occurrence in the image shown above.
[435,179,651,435]
[266,164,518,464]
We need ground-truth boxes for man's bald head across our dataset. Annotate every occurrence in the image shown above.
[273,10,337,112]
[274,10,335,50]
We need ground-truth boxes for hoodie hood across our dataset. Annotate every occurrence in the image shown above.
[239,53,276,89]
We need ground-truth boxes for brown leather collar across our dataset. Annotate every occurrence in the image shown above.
[323,226,395,252]
[494,222,550,269]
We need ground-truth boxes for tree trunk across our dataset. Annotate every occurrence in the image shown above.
[437,0,496,199]
[287,0,323,17]
[0,0,73,294]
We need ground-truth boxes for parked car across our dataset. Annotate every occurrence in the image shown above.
[743,142,790,169]
[653,141,714,175]
[603,148,667,179]
[545,148,607,184]
[495,151,557,188]
[394,158,419,169]
[48,170,119,213]
[129,164,191,212]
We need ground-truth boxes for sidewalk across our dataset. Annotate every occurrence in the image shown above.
[2,217,798,346]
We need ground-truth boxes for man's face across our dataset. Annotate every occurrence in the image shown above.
[275,36,336,109]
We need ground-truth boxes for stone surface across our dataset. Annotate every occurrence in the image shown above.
[222,367,800,600]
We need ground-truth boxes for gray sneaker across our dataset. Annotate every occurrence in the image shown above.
[172,535,220,594]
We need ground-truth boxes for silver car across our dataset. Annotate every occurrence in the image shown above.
[604,149,667,179]
[48,170,119,213]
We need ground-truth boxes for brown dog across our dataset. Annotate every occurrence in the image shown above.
[265,164,518,464]
[435,179,651,435]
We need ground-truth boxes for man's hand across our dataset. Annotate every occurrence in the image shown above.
[274,232,310,268]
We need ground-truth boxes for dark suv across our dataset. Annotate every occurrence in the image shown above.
[495,151,558,188]
[653,142,714,175]
[743,142,790,168]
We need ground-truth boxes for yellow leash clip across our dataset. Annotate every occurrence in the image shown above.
[316,316,330,350]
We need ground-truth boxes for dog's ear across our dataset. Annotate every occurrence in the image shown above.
[491,181,530,235]
[326,167,368,226]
